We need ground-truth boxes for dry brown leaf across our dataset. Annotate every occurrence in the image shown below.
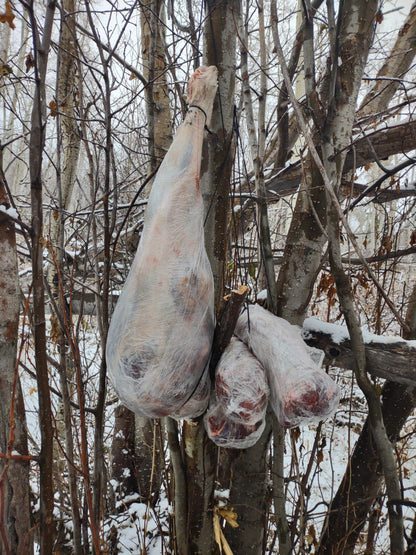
[25,52,34,72]
[49,100,57,117]
[0,0,16,29]
[0,62,12,77]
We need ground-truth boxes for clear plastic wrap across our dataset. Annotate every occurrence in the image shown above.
[204,338,269,448]
[106,66,218,418]
[170,365,210,420]
[235,304,340,428]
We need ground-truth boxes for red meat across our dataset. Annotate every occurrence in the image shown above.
[204,338,269,448]
[235,304,340,428]
[106,67,217,418]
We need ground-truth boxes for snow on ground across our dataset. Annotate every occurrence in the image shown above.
[17,312,416,553]
[103,493,172,554]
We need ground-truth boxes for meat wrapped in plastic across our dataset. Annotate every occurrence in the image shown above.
[204,338,269,448]
[235,304,340,428]
[170,365,210,420]
[106,66,217,418]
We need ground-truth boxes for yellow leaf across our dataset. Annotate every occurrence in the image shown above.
[217,507,239,528]
[213,514,223,553]
[220,532,234,555]
[213,513,235,555]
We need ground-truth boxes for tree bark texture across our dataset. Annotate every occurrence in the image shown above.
[183,420,217,555]
[226,414,273,554]
[134,415,163,503]
[0,157,32,555]
[201,0,240,309]
[140,0,172,175]
[359,1,416,117]
[28,2,57,551]
[275,152,327,325]
[111,405,139,501]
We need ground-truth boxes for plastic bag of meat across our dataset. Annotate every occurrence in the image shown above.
[106,66,217,418]
[170,365,210,420]
[204,338,269,448]
[235,304,340,428]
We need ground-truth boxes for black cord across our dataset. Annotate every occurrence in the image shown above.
[188,104,213,134]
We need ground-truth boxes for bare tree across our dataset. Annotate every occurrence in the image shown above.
[0,147,32,555]
[2,1,416,553]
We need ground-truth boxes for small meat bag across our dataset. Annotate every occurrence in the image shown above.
[204,338,269,448]
[235,304,340,428]
[106,66,218,418]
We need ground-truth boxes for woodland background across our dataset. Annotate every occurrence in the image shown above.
[1,0,416,553]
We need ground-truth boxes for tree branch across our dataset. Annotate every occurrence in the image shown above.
[302,318,416,386]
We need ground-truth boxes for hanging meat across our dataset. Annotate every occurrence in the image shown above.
[170,367,211,420]
[235,304,340,428]
[106,66,218,418]
[204,337,269,448]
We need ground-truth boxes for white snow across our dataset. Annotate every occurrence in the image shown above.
[0,205,18,219]
[303,317,416,347]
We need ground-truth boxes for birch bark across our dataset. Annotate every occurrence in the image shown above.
[0,149,32,555]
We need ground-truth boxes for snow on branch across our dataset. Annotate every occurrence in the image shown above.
[302,317,416,386]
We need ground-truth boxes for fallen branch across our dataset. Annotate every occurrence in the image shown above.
[302,318,416,386]
[265,118,416,197]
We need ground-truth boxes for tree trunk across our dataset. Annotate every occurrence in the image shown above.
[140,0,172,175]
[358,1,416,117]
[226,414,273,554]
[318,278,416,554]
[0,152,32,554]
[275,152,327,325]
[178,2,241,553]
[111,405,138,502]
[183,421,217,554]
[50,3,83,551]
[27,2,58,551]
[201,0,240,308]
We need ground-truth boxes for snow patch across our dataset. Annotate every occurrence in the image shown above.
[0,205,18,219]
[303,317,416,347]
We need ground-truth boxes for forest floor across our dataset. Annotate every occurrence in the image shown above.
[19,315,416,554]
